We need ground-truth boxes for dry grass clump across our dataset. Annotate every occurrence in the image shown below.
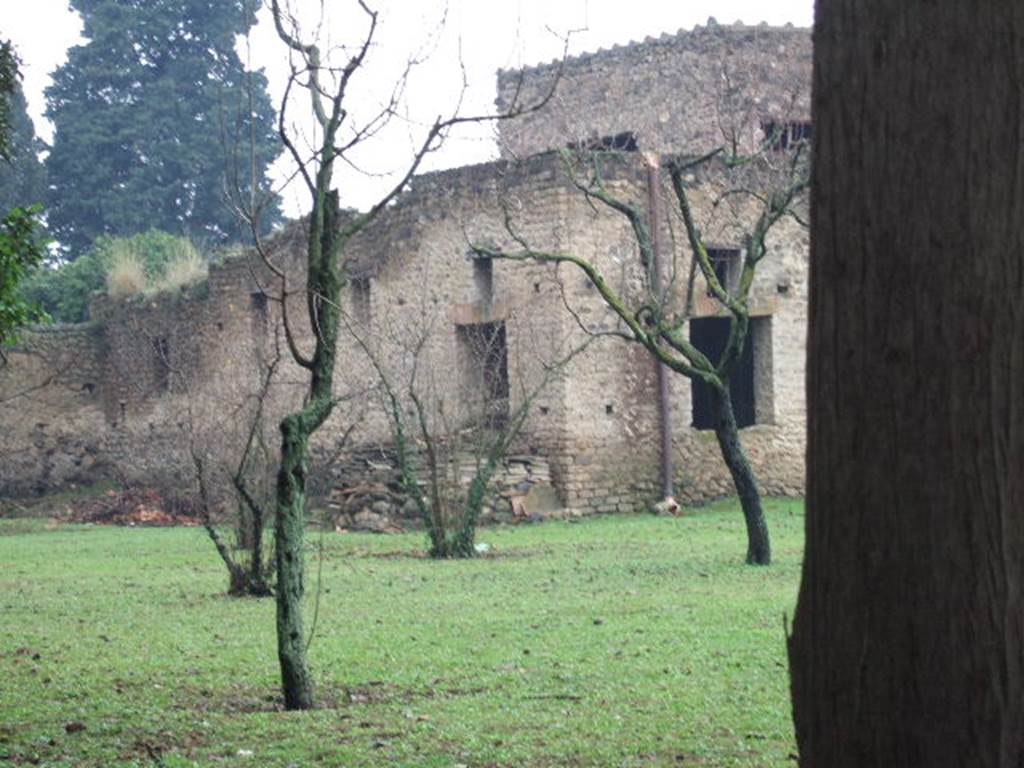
[158,240,207,292]
[105,242,147,297]
[104,237,208,297]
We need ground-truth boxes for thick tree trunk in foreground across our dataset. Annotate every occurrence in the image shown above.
[789,3,1024,765]
[711,387,770,565]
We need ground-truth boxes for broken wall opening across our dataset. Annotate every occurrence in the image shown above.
[568,131,639,152]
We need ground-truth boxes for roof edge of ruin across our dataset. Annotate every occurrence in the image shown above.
[495,20,812,81]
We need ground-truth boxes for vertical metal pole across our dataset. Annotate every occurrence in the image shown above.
[644,154,675,500]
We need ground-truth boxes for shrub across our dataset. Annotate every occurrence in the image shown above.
[19,230,210,320]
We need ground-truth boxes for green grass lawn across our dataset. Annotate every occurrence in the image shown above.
[0,499,804,767]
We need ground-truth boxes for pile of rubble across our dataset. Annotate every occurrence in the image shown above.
[68,489,202,527]
[324,449,561,533]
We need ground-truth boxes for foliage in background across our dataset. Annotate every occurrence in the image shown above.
[0,44,46,213]
[0,40,50,351]
[0,206,49,349]
[44,0,282,258]
[19,230,208,322]
[0,40,17,162]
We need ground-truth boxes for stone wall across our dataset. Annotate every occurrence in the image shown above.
[0,27,810,515]
[496,20,811,159]
[517,153,809,513]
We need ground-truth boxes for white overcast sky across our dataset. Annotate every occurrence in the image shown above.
[3,0,813,216]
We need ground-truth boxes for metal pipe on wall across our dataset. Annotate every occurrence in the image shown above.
[644,154,675,501]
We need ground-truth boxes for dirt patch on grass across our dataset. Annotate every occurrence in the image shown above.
[67,489,201,527]
[123,729,209,763]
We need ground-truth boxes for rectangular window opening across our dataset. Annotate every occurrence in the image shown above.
[250,290,268,314]
[455,321,510,430]
[705,247,741,297]
[351,277,371,323]
[152,336,171,393]
[473,257,493,304]
[689,316,773,430]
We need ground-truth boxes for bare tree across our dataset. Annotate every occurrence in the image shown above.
[788,3,1024,764]
[185,335,282,598]
[474,141,807,566]
[229,0,568,709]
[348,294,595,558]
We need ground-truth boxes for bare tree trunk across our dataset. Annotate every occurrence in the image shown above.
[789,3,1024,764]
[711,387,770,565]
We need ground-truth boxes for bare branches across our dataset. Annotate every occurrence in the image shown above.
[558,149,655,273]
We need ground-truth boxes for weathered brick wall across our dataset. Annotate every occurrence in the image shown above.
[497,20,811,159]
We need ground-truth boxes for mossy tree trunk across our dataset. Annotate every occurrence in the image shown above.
[789,2,1024,763]
[273,186,342,711]
[710,386,770,565]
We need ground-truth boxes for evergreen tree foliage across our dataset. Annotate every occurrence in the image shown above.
[0,40,18,162]
[0,82,47,215]
[45,0,281,258]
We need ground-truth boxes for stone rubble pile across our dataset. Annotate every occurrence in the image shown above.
[325,448,560,533]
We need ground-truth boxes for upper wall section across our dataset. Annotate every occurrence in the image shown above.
[495,20,812,159]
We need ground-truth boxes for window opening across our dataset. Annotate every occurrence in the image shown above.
[152,336,171,393]
[568,131,639,152]
[689,317,773,430]
[705,248,741,297]
[473,257,493,304]
[456,321,510,430]
[351,277,371,323]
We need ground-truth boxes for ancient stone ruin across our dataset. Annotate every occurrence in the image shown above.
[0,21,811,524]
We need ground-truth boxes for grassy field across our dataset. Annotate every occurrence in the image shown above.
[0,499,804,767]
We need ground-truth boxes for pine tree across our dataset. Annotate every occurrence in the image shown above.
[0,81,47,215]
[45,0,281,258]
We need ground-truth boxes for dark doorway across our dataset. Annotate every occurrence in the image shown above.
[152,336,171,393]
[456,321,510,429]
[690,317,755,429]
